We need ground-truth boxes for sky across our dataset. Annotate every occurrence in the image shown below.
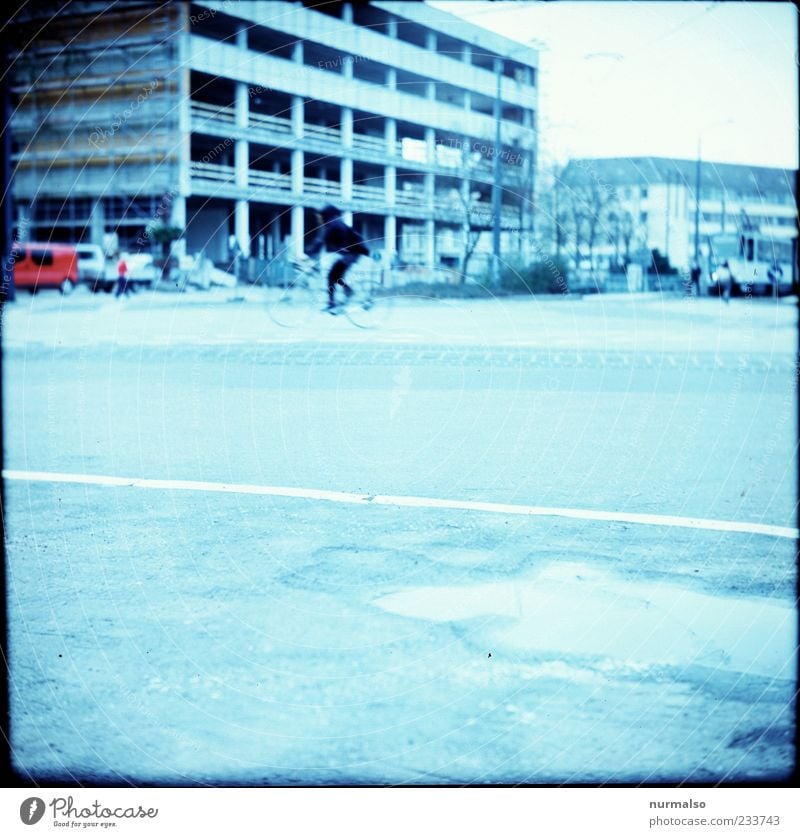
[428,0,798,170]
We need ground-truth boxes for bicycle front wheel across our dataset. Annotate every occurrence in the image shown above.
[342,277,394,329]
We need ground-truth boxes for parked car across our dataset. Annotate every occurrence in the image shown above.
[75,244,108,291]
[121,252,158,286]
[12,242,78,294]
[82,251,159,292]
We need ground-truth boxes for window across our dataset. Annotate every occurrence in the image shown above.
[30,249,52,267]
[641,186,648,198]
[639,211,647,224]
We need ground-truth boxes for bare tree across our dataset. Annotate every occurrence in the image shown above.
[606,210,621,269]
[536,162,570,262]
[456,179,489,283]
[560,163,620,270]
[620,210,634,266]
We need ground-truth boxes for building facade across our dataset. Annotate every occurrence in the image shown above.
[11,1,538,272]
[560,157,797,273]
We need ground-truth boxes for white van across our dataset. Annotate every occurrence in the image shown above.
[75,244,109,291]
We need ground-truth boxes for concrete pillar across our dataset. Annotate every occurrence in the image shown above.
[425,126,436,167]
[291,149,304,194]
[462,44,472,64]
[385,165,396,208]
[235,139,248,188]
[425,218,435,267]
[342,3,353,24]
[291,205,304,259]
[384,214,397,266]
[270,216,281,259]
[291,95,304,139]
[291,102,305,252]
[426,31,437,52]
[341,156,353,203]
[292,40,303,64]
[170,195,186,229]
[341,104,353,211]
[176,17,191,202]
[90,198,105,244]
[387,16,397,38]
[235,81,249,129]
[235,199,250,257]
[425,128,436,171]
[464,90,471,111]
[341,106,353,148]
[386,68,396,91]
[342,55,354,80]
[385,116,396,157]
[236,25,247,49]
[426,80,436,101]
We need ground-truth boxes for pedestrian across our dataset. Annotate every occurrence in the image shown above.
[718,260,733,303]
[115,255,132,298]
[768,261,784,298]
[305,204,369,311]
[690,263,701,297]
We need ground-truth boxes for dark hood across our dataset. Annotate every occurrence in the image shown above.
[320,204,342,222]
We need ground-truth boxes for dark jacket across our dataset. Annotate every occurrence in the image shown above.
[307,217,369,259]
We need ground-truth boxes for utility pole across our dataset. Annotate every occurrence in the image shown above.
[693,138,701,267]
[492,56,502,285]
[1,27,15,303]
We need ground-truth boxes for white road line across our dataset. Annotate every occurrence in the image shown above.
[3,469,797,540]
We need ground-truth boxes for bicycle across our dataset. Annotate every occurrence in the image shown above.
[266,255,393,329]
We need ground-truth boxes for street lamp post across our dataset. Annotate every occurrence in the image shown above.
[492,57,502,285]
[490,41,539,286]
[693,137,702,267]
[693,119,733,270]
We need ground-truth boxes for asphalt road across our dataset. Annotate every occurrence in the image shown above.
[2,292,797,784]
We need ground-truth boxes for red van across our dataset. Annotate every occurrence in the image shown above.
[12,243,79,294]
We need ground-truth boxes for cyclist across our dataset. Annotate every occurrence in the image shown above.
[306,204,369,311]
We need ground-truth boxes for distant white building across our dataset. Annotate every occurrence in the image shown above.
[561,157,797,272]
[11,1,538,273]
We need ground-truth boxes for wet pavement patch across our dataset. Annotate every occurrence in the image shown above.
[374,562,797,680]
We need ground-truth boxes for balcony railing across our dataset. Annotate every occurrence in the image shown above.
[191,161,236,184]
[191,101,237,127]
[189,163,518,219]
[249,169,291,191]
[304,123,342,145]
[190,103,511,179]
[395,188,427,209]
[352,183,385,202]
[190,164,397,204]
[352,133,387,154]
[304,176,342,198]
[248,111,292,135]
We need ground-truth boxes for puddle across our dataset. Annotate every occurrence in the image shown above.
[374,563,797,680]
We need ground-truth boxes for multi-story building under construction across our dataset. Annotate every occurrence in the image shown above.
[10,1,538,271]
